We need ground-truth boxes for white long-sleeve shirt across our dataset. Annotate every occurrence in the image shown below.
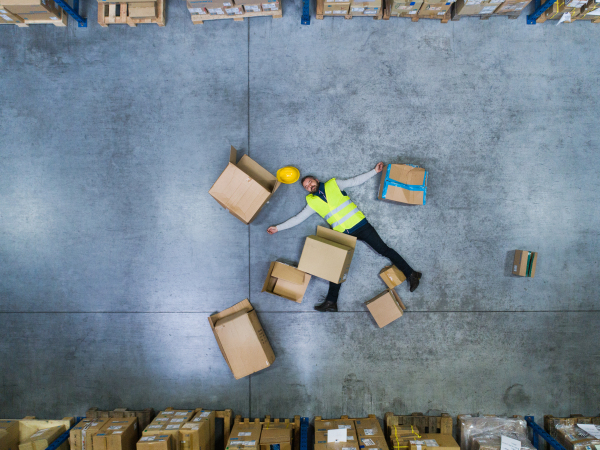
[275,169,378,231]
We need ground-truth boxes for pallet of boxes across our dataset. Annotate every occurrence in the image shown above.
[383,0,454,21]
[385,414,458,450]
[1,417,74,450]
[97,0,164,27]
[225,417,296,450]
[316,0,383,19]
[186,0,281,24]
[550,421,600,450]
[457,415,537,450]
[451,0,531,19]
[533,0,599,23]
[314,415,388,450]
[0,0,65,27]
[140,409,216,450]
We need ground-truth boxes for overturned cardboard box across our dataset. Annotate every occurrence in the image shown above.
[378,164,428,206]
[209,299,275,380]
[298,226,357,284]
[365,289,406,328]
[209,146,280,224]
[379,265,406,289]
[513,250,537,278]
[262,262,311,303]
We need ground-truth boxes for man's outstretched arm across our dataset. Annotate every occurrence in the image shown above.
[336,162,384,189]
[267,205,316,234]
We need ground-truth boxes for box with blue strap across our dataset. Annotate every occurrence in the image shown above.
[378,164,428,206]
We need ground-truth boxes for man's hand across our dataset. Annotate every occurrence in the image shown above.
[267,226,278,235]
[375,162,384,173]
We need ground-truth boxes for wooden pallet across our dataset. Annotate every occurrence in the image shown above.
[316,0,383,19]
[384,412,452,437]
[233,415,301,450]
[86,407,156,431]
[98,0,165,27]
[0,6,67,27]
[382,0,452,21]
[190,6,282,23]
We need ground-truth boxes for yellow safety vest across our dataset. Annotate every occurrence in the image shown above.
[306,178,366,232]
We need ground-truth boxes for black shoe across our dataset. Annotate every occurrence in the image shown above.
[409,272,422,292]
[314,300,338,312]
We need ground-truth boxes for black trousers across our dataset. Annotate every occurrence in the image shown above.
[325,222,414,304]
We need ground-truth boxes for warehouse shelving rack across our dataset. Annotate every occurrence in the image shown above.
[526,0,557,23]
[525,416,567,450]
[53,0,87,26]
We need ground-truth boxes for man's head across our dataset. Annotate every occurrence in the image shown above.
[301,176,319,193]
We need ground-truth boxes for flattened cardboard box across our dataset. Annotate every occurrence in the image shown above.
[209,146,280,224]
[209,299,275,380]
[298,226,357,284]
[365,289,406,328]
[513,250,537,277]
[354,419,384,438]
[262,261,311,303]
[70,419,111,450]
[93,419,137,450]
[137,435,172,450]
[378,164,427,206]
[19,427,66,450]
[227,423,262,450]
[0,421,19,450]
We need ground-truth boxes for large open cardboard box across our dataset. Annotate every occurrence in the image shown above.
[297,226,357,284]
[378,164,428,206]
[209,299,275,380]
[209,147,280,224]
[262,262,311,303]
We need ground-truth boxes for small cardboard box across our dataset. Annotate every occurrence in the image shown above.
[379,265,406,289]
[378,164,428,206]
[137,436,172,450]
[93,419,137,450]
[262,262,311,303]
[209,146,280,224]
[19,427,66,450]
[259,428,292,450]
[354,419,384,438]
[297,226,357,284]
[323,2,350,13]
[227,423,262,450]
[209,299,275,380]
[365,289,406,328]
[128,2,155,17]
[418,434,459,450]
[0,421,19,450]
[189,411,215,450]
[359,437,388,450]
[70,419,111,450]
[512,250,537,278]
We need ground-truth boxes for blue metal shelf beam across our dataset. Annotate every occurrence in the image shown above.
[525,416,568,450]
[53,0,87,27]
[526,0,557,24]
[301,0,310,24]
[299,417,309,450]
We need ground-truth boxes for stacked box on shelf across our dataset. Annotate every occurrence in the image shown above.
[233,416,301,450]
[349,0,381,16]
[187,0,280,24]
[417,0,454,18]
[553,425,600,450]
[97,0,164,26]
[493,0,530,16]
[453,0,503,16]
[388,0,423,17]
[573,0,600,20]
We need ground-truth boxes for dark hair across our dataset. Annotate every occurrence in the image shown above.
[301,175,316,185]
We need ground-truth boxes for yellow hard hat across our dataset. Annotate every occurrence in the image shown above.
[276,166,300,184]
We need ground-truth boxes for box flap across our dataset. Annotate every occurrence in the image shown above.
[271,263,305,285]
[229,146,237,164]
[315,225,357,249]
[261,262,277,293]
[236,155,278,192]
[390,289,406,310]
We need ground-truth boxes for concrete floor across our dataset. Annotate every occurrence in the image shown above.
[1,0,600,427]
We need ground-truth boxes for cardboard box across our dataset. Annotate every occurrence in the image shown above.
[70,419,111,450]
[259,428,292,450]
[388,426,420,441]
[261,2,279,9]
[235,0,277,5]
[227,423,262,450]
[378,164,427,206]
[314,442,358,450]
[224,6,243,13]
[0,8,23,21]
[315,429,358,446]
[188,411,215,450]
[137,436,172,450]
[365,289,406,328]
[144,410,195,450]
[262,262,311,303]
[242,4,260,10]
[354,419,384,439]
[187,0,233,9]
[418,435,459,450]
[379,265,406,289]
[20,427,66,450]
[512,250,537,277]
[93,419,137,450]
[323,2,350,13]
[494,0,530,12]
[418,2,452,13]
[3,0,60,16]
[180,421,211,450]
[297,226,357,284]
[389,0,422,14]
[0,421,20,450]
[359,438,388,450]
[209,299,275,380]
[187,4,207,14]
[351,0,381,8]
[314,419,356,432]
[209,147,280,224]
[128,2,155,16]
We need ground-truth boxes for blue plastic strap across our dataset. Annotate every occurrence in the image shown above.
[382,164,428,205]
